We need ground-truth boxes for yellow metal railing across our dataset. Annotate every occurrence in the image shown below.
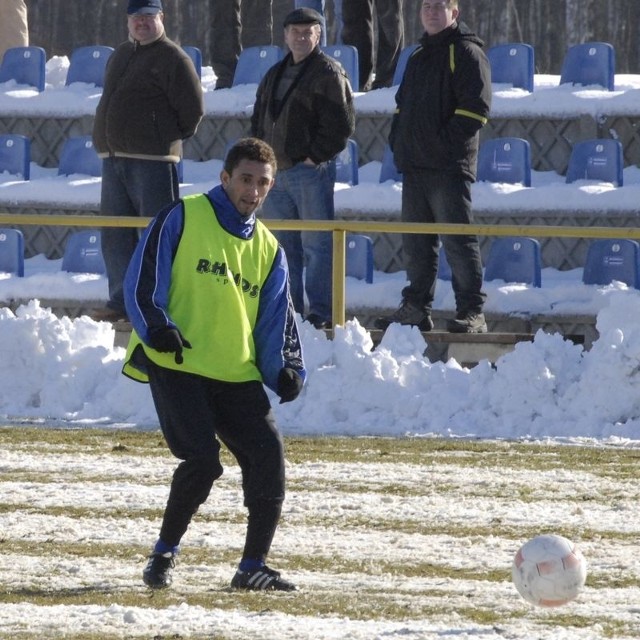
[1,212,640,330]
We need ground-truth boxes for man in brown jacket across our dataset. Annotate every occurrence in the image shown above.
[92,0,203,322]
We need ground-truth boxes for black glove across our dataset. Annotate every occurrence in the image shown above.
[277,368,303,404]
[148,328,192,365]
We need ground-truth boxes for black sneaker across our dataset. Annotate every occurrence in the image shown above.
[374,301,434,331]
[446,311,488,334]
[230,565,297,591]
[305,313,331,330]
[142,551,175,589]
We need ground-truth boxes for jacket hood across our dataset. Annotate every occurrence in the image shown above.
[420,20,484,50]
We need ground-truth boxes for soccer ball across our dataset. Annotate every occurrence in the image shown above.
[512,534,587,607]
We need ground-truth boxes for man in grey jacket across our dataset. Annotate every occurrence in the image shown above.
[92,0,203,322]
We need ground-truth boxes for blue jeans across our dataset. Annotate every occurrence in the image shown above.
[401,170,486,314]
[259,161,335,321]
[99,157,179,313]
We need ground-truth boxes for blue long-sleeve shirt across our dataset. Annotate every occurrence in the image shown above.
[123,185,306,393]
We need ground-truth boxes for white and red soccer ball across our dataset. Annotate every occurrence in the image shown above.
[512,534,587,607]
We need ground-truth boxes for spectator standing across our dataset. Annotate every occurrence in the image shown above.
[375,0,491,333]
[251,7,355,329]
[92,0,203,322]
[0,0,28,61]
[210,0,274,89]
[341,0,404,91]
[123,137,306,592]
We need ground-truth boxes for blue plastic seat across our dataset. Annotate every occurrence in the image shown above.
[321,45,359,91]
[65,46,114,87]
[232,46,284,87]
[484,237,542,288]
[335,139,359,186]
[559,42,615,91]
[182,45,202,78]
[0,134,30,180]
[392,44,420,86]
[565,139,623,186]
[0,228,24,276]
[487,43,535,92]
[582,239,640,289]
[0,46,46,91]
[346,234,373,283]
[477,137,532,187]
[379,144,401,183]
[61,230,106,275]
[58,136,102,177]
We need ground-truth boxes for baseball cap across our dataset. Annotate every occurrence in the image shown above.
[283,7,323,27]
[127,0,163,15]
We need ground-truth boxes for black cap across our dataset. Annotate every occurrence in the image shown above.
[128,0,162,15]
[283,7,323,27]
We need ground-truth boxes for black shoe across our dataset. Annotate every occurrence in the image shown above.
[142,551,175,589]
[230,565,297,591]
[374,301,434,331]
[446,311,488,334]
[305,313,331,330]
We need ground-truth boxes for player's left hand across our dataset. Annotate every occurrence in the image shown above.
[277,368,303,404]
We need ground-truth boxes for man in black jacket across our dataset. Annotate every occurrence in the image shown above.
[251,7,355,330]
[376,0,491,333]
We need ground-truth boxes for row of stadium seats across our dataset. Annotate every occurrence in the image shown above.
[0,39,618,95]
[0,229,374,284]
[0,44,202,91]
[0,131,625,191]
[378,136,624,187]
[1,227,638,291]
[440,237,640,290]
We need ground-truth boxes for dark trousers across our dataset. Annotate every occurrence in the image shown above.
[401,170,486,314]
[147,362,285,563]
[99,157,179,313]
[210,0,274,89]
[341,0,404,91]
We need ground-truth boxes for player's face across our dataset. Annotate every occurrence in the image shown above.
[127,12,164,45]
[284,23,321,63]
[421,2,459,36]
[220,159,275,217]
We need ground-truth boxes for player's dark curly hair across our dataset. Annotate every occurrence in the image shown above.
[224,137,277,175]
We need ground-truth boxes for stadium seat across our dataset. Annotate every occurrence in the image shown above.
[582,239,640,289]
[0,228,24,276]
[346,234,374,283]
[232,46,284,87]
[391,44,420,86]
[0,46,46,91]
[321,44,359,91]
[559,42,615,91]
[182,45,202,78]
[565,139,623,186]
[65,45,114,87]
[477,137,532,187]
[58,136,102,177]
[379,144,401,183]
[61,230,106,275]
[484,237,542,287]
[0,133,30,180]
[487,43,535,92]
[335,138,359,186]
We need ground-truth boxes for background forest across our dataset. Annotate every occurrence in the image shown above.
[24,0,640,75]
